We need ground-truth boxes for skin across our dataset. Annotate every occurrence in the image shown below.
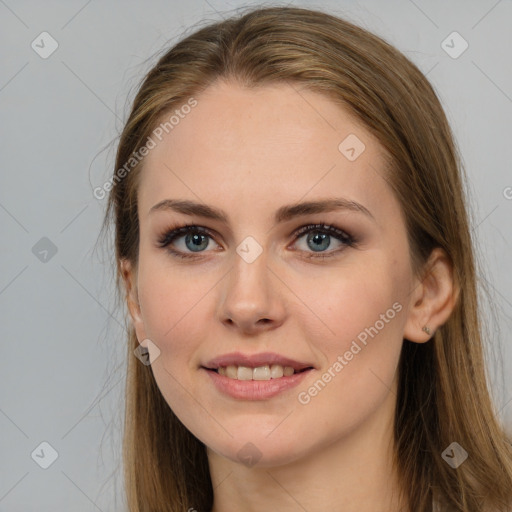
[122,80,457,512]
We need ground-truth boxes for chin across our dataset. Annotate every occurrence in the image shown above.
[225,445,303,469]
[207,429,310,469]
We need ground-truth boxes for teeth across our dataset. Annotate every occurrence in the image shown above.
[270,364,283,379]
[216,364,300,380]
[226,365,237,379]
[252,365,270,380]
[283,366,294,377]
[238,366,253,381]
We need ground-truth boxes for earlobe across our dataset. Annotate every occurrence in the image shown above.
[403,248,458,343]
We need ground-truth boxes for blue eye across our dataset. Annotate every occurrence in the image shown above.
[292,224,356,258]
[157,223,356,260]
[157,224,215,258]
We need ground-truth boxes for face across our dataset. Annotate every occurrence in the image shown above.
[125,80,419,467]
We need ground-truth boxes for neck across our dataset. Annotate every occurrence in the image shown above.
[208,387,406,512]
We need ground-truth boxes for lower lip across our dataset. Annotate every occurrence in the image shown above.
[202,367,313,400]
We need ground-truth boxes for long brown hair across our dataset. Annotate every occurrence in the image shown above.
[101,6,512,511]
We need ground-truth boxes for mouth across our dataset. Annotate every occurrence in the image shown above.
[201,351,316,383]
[202,364,314,381]
[201,359,315,400]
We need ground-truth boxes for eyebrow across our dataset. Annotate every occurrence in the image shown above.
[149,198,375,224]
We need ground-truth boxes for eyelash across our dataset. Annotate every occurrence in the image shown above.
[156,223,357,260]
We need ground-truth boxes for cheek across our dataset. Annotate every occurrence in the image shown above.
[136,256,206,357]
[295,261,404,344]
[295,263,406,403]
[136,261,212,422]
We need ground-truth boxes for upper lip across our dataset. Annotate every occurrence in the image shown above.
[203,352,315,372]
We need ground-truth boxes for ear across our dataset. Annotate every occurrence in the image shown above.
[403,247,459,343]
[120,258,148,343]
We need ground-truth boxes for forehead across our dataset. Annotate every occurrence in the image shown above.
[138,80,396,225]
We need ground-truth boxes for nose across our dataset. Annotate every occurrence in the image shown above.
[217,249,286,335]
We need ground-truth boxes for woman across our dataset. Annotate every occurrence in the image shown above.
[102,6,512,511]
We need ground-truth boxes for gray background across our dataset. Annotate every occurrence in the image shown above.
[1,0,511,510]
